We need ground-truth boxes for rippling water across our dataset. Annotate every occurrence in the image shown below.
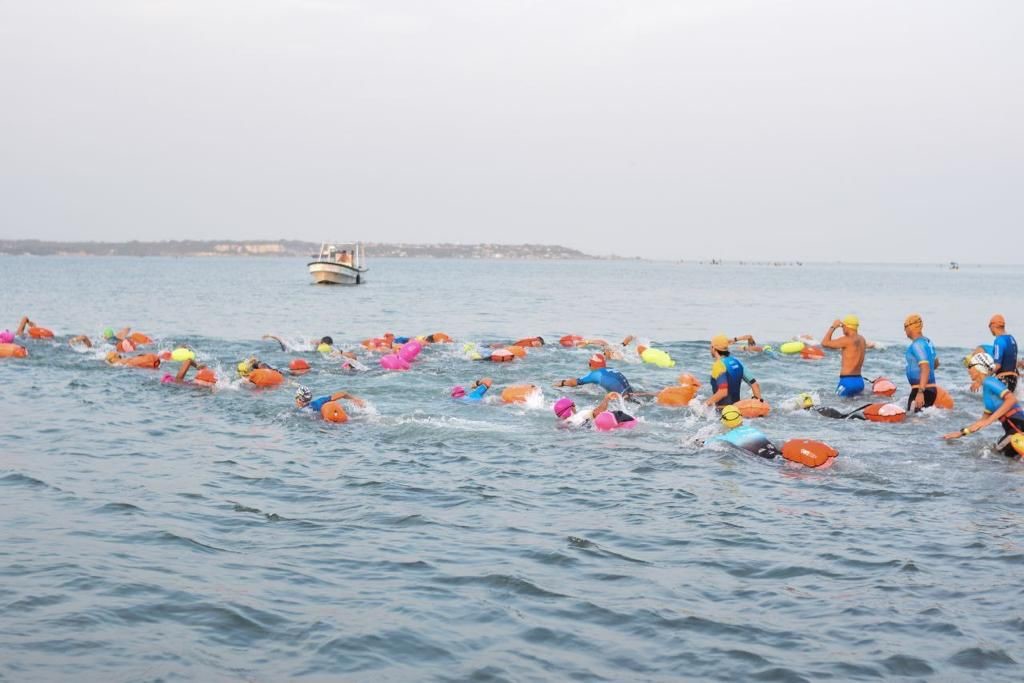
[2,257,1023,681]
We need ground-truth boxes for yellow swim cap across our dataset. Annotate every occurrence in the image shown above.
[798,392,814,409]
[842,314,859,329]
[316,343,331,354]
[237,361,252,376]
[711,334,730,351]
[721,405,743,428]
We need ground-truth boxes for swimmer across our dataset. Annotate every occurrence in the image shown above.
[164,358,216,385]
[294,385,365,421]
[361,333,396,352]
[729,334,767,353]
[704,335,763,408]
[15,316,54,339]
[799,393,869,420]
[68,335,93,348]
[236,356,279,376]
[424,332,452,343]
[944,353,1024,457]
[511,336,544,348]
[554,355,635,397]
[451,378,492,402]
[971,314,1018,392]
[553,392,635,428]
[821,315,867,396]
[105,351,161,368]
[903,314,940,412]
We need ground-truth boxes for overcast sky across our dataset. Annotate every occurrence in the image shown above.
[1,1,1020,261]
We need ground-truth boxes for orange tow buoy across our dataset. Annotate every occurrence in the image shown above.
[559,335,584,347]
[320,400,349,423]
[734,398,770,418]
[501,384,537,404]
[656,385,696,406]
[0,343,28,358]
[490,349,515,362]
[289,358,311,375]
[800,345,825,360]
[194,368,217,385]
[124,353,160,369]
[872,377,897,396]
[248,368,284,387]
[677,373,702,389]
[129,332,153,346]
[507,345,527,358]
[28,326,54,339]
[429,332,452,343]
[781,440,838,468]
[864,403,906,423]
[934,386,954,410]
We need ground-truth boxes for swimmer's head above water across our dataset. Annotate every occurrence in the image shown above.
[553,397,575,420]
[720,405,743,429]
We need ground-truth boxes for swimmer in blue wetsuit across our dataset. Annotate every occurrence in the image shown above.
[451,378,492,402]
[704,334,763,408]
[294,385,365,419]
[972,314,1018,393]
[554,354,634,397]
[945,353,1024,457]
[903,314,940,412]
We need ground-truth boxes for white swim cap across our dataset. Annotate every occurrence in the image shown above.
[967,352,995,374]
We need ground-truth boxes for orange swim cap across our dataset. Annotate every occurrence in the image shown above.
[990,314,1006,327]
[904,314,923,329]
[589,353,606,369]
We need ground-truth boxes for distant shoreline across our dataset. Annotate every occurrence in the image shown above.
[0,239,595,260]
[0,240,979,267]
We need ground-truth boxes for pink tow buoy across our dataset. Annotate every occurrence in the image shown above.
[380,354,411,371]
[398,339,422,363]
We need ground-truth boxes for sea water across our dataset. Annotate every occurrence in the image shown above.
[1,257,1022,681]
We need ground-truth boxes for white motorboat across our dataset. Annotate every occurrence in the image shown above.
[308,242,368,285]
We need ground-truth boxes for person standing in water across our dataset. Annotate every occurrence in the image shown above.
[903,313,939,411]
[944,353,1024,457]
[972,314,1018,392]
[704,335,763,408]
[821,315,867,396]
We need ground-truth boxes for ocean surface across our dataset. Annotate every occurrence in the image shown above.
[2,256,1023,682]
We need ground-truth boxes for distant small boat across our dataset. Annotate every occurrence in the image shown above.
[308,242,368,285]
[950,261,959,270]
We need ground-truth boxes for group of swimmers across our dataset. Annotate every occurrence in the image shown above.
[3,312,1023,459]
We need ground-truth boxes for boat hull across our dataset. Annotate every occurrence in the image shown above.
[308,261,367,285]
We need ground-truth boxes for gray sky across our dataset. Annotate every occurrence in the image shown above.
[1,0,1021,261]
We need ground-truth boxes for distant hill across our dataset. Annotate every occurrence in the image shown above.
[0,240,595,259]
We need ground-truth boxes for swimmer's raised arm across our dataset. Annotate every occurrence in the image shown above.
[16,316,33,336]
[329,391,365,407]
[821,321,848,349]
[69,335,92,348]
[592,392,619,417]
[175,358,199,382]
[262,335,287,351]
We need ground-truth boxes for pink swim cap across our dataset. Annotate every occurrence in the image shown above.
[0,330,12,343]
[161,374,175,384]
[553,397,575,419]
[451,385,466,398]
